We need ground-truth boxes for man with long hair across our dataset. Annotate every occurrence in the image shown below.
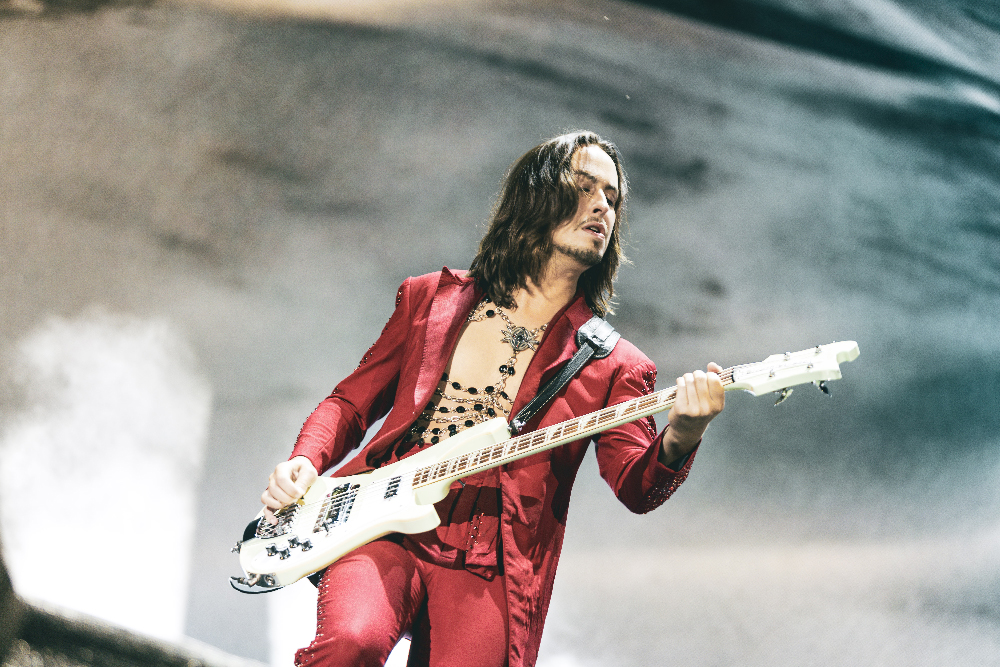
[262,131,725,667]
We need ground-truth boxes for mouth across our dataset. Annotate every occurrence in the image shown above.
[582,220,607,239]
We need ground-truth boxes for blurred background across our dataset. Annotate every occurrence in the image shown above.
[1,0,999,665]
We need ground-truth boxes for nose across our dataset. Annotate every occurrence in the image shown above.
[590,190,610,215]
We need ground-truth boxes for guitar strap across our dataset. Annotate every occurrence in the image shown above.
[508,315,620,435]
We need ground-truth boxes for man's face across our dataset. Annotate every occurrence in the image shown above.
[550,144,619,269]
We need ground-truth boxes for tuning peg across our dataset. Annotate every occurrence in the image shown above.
[773,387,793,406]
[814,380,830,395]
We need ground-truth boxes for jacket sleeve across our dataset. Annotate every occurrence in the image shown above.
[289,278,413,474]
[593,361,698,514]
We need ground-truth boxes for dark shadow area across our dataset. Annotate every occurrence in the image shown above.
[632,0,1000,91]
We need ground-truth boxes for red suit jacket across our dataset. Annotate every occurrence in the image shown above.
[291,268,696,667]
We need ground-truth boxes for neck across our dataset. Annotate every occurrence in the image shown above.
[509,261,582,325]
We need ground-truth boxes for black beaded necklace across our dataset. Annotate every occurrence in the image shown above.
[403,297,546,446]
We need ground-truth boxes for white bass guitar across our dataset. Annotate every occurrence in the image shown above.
[231,341,860,593]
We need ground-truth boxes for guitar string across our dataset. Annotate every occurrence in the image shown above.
[276,367,743,532]
[265,367,740,535]
[265,366,740,532]
[270,385,681,525]
[411,367,737,489]
[313,347,845,532]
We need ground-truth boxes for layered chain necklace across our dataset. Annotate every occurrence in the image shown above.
[403,297,546,447]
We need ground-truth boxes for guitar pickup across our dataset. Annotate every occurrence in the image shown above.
[384,476,401,499]
[313,483,360,532]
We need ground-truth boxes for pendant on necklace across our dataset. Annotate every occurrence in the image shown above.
[502,324,542,353]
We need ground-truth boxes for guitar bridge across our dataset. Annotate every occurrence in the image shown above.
[254,504,298,539]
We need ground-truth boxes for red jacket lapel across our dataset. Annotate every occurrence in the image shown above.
[414,267,481,411]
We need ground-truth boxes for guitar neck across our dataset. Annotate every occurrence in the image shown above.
[411,366,737,490]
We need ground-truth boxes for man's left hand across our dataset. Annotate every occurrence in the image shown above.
[660,362,726,465]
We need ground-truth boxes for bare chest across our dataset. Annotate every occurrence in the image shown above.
[400,300,550,449]
[446,316,541,404]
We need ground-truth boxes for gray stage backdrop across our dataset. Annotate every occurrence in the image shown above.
[2,0,999,665]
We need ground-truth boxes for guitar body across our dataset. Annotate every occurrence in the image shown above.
[233,417,512,591]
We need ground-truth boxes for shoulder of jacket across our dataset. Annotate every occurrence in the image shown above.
[408,267,472,290]
[603,333,654,371]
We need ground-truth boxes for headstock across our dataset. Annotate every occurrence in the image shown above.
[727,341,860,403]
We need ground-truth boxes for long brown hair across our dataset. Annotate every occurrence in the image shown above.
[467,131,628,317]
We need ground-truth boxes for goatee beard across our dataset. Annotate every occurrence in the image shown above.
[553,243,602,267]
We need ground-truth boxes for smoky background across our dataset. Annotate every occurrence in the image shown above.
[1,0,999,665]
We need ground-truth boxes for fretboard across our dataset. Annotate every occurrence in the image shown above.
[411,366,735,489]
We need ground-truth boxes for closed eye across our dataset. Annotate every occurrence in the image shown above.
[574,170,618,207]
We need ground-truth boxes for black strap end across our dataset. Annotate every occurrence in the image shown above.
[576,316,620,359]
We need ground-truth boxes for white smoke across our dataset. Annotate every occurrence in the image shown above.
[0,308,212,641]
[267,581,317,666]
[539,533,1000,666]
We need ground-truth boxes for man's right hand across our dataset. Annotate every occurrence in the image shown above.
[261,456,319,524]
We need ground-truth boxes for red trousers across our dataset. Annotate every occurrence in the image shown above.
[293,539,509,667]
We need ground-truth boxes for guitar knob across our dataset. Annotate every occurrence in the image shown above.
[288,536,301,547]
[815,380,831,395]
[278,548,292,560]
[300,539,313,551]
[265,545,278,556]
